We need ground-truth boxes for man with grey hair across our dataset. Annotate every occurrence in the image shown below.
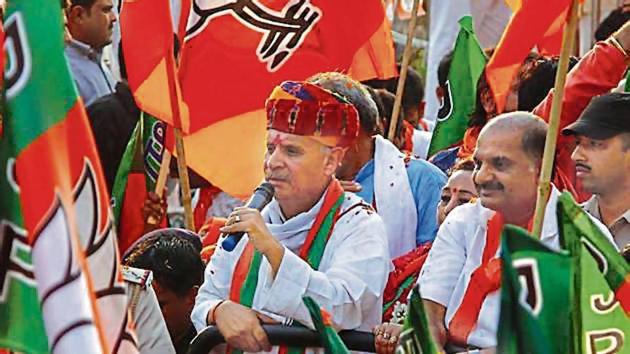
[308,72,446,260]
[418,112,617,353]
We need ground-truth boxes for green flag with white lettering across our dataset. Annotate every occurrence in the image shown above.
[497,225,573,354]
[427,16,487,157]
[557,192,630,354]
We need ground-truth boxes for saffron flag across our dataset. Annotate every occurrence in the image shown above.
[395,286,441,354]
[497,225,573,354]
[303,296,350,354]
[120,0,190,132]
[0,1,137,353]
[427,16,486,157]
[178,0,396,198]
[558,193,630,353]
[486,0,572,113]
[111,113,167,253]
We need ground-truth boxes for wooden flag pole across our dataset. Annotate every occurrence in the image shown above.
[388,0,421,142]
[173,128,194,230]
[165,50,195,231]
[531,0,579,238]
[154,149,172,198]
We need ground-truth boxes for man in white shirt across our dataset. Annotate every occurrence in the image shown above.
[191,80,391,353]
[65,0,117,106]
[418,112,616,353]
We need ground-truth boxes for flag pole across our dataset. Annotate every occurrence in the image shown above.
[165,52,195,231]
[531,0,579,238]
[145,149,172,226]
[388,0,421,142]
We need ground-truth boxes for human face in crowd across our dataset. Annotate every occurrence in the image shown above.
[472,129,539,224]
[69,0,116,49]
[264,130,342,203]
[153,281,197,341]
[437,170,477,225]
[571,134,630,196]
[480,84,519,117]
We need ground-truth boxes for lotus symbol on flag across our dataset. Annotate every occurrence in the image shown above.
[186,0,321,72]
[30,161,137,352]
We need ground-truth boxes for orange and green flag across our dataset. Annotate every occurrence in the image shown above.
[0,1,137,352]
[303,296,350,354]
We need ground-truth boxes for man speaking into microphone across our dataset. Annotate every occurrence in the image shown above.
[191,79,391,353]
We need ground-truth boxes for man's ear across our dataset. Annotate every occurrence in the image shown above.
[324,147,346,176]
[187,286,199,306]
[67,4,88,24]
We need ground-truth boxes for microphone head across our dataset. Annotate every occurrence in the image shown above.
[254,182,275,203]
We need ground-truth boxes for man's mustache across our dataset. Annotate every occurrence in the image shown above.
[476,181,504,192]
[575,162,592,171]
[266,173,289,181]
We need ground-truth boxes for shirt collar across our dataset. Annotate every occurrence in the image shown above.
[583,195,630,225]
[354,159,374,184]
[67,39,102,61]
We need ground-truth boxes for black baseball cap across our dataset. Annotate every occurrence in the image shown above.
[562,92,630,139]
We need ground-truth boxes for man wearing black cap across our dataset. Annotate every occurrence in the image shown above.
[563,92,630,250]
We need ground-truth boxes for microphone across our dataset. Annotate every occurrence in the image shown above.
[221,182,275,252]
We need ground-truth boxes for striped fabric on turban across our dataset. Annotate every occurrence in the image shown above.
[265,81,360,147]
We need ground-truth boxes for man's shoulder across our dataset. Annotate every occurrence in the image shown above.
[441,200,492,232]
[338,192,378,220]
[332,192,388,245]
[336,193,386,231]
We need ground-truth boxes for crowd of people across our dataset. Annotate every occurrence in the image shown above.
[60,0,630,352]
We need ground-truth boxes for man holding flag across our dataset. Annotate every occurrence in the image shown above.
[417,113,617,352]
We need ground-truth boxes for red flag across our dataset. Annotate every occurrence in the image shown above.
[179,0,396,197]
[120,0,190,132]
[486,0,573,113]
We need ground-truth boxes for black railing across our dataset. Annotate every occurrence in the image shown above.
[187,325,376,353]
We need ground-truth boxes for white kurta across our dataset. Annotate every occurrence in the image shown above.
[418,187,616,348]
[191,191,391,353]
[373,136,418,259]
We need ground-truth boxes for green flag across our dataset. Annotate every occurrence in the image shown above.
[303,296,350,354]
[395,286,441,354]
[497,225,573,354]
[0,0,137,351]
[427,16,487,157]
[111,112,166,224]
[625,70,630,92]
[557,193,630,354]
